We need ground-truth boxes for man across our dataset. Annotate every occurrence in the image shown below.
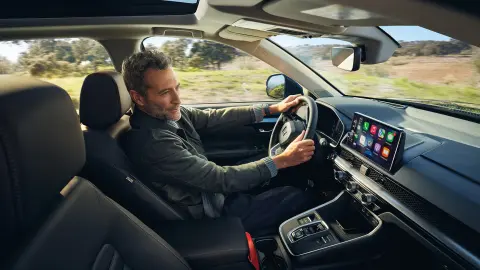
[122,50,317,234]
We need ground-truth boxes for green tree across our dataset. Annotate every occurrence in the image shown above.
[72,39,95,64]
[88,42,111,71]
[0,56,12,74]
[161,39,191,70]
[190,41,237,70]
[54,40,75,63]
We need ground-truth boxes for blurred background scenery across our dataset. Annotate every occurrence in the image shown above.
[0,26,478,110]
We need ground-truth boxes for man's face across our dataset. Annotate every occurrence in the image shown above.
[132,67,182,121]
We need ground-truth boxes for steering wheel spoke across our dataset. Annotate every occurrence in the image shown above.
[268,96,318,157]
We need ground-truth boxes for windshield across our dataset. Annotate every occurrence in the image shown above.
[271,26,480,110]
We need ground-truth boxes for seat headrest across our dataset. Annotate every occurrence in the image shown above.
[0,75,85,257]
[80,71,132,129]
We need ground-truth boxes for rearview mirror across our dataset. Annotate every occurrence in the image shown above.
[266,74,303,99]
[331,47,361,71]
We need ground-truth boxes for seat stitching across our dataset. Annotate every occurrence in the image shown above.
[109,249,119,270]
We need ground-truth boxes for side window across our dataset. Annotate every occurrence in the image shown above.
[143,37,278,104]
[0,39,114,110]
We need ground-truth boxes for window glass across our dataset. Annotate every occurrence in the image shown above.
[143,37,279,104]
[271,26,480,112]
[0,38,114,110]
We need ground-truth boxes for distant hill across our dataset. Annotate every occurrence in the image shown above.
[285,39,475,63]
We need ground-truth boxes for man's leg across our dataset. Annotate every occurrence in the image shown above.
[223,186,320,236]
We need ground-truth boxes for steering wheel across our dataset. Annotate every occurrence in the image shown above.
[268,96,318,157]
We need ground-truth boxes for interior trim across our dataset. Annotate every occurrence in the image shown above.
[334,156,480,268]
[278,191,382,256]
[315,99,345,147]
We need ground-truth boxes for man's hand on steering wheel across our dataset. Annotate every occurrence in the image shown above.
[266,94,302,114]
[268,95,318,170]
[271,130,315,169]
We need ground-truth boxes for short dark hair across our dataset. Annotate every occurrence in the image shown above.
[122,50,172,96]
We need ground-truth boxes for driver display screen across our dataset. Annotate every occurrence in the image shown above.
[346,113,403,172]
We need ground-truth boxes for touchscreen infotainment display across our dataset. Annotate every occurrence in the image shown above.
[345,113,404,172]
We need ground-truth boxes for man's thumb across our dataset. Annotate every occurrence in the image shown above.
[294,130,305,142]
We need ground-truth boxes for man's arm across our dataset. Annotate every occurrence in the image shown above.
[184,94,302,130]
[142,130,315,194]
[142,135,272,193]
[183,106,257,131]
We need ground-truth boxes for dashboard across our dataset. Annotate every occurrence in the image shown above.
[311,96,480,269]
[295,100,344,146]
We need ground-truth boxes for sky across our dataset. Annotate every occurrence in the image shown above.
[0,26,451,62]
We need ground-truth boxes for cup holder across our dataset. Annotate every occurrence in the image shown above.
[255,239,288,270]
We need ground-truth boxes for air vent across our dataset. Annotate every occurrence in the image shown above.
[268,28,309,36]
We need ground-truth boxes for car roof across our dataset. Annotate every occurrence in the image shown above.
[0,0,478,46]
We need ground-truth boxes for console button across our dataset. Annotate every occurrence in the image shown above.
[361,193,376,206]
[316,223,325,231]
[321,234,332,244]
[334,170,348,181]
[346,181,359,193]
[291,229,305,241]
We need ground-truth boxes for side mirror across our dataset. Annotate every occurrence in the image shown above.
[266,74,303,99]
[331,47,361,71]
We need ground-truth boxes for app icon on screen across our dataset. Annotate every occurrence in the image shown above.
[374,143,381,153]
[363,121,370,131]
[356,124,361,132]
[378,128,385,139]
[364,149,372,156]
[354,134,359,140]
[370,125,378,135]
[367,137,373,147]
[381,147,390,158]
[386,131,395,143]
[359,135,366,146]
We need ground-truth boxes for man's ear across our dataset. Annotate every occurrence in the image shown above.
[129,90,145,107]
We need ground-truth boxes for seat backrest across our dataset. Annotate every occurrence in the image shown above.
[0,76,191,270]
[79,71,189,225]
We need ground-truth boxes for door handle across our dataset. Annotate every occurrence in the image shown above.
[259,129,272,133]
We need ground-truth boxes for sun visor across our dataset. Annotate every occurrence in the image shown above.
[151,27,204,39]
[231,19,324,38]
[219,26,274,42]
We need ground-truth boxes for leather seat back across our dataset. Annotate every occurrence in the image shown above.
[79,71,189,225]
[0,76,191,270]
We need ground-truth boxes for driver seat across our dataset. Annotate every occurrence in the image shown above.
[79,71,190,227]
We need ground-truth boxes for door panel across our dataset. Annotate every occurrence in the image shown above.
[192,102,278,165]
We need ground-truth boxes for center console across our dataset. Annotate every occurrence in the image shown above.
[278,191,383,264]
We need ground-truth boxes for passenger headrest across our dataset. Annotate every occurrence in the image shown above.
[0,76,85,256]
[80,71,132,129]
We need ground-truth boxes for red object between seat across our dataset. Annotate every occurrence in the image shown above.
[246,232,260,270]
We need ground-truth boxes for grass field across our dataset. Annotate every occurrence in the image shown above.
[43,68,277,109]
[39,55,479,112]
